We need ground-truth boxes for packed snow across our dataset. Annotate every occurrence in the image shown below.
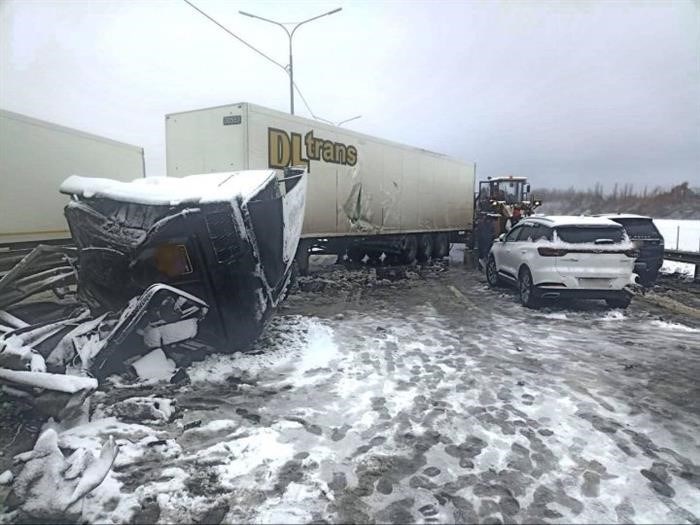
[60,170,277,206]
[2,258,699,524]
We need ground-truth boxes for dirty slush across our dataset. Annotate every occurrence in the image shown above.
[1,250,699,524]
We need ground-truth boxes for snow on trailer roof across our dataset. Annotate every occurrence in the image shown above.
[526,215,625,227]
[60,171,276,206]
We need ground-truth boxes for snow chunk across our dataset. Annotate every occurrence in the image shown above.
[143,319,199,349]
[0,369,97,393]
[599,310,625,321]
[131,348,176,381]
[0,335,46,372]
[0,470,13,485]
[539,312,568,320]
[10,429,117,521]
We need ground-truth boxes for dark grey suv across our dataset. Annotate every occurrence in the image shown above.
[598,214,664,285]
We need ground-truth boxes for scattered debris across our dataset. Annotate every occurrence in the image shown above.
[6,428,117,522]
[295,260,449,294]
[182,419,202,431]
[106,397,176,423]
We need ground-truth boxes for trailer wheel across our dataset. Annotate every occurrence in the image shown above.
[417,234,433,262]
[347,246,366,263]
[400,235,418,264]
[432,233,449,258]
[367,251,382,265]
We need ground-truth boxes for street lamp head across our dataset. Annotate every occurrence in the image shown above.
[326,8,343,16]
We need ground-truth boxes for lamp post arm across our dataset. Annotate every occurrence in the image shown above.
[337,115,362,126]
[238,10,290,36]
[238,7,342,115]
[291,8,342,37]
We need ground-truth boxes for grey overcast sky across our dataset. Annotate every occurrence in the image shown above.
[1,0,698,190]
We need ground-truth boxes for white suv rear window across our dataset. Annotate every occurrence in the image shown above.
[555,226,624,244]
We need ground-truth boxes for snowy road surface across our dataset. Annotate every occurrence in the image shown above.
[3,254,700,524]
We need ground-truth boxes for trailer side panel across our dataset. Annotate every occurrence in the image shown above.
[0,110,145,246]
[166,102,475,239]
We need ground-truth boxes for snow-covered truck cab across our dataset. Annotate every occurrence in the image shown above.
[487,216,637,308]
[59,168,307,356]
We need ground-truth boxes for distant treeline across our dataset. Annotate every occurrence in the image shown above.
[533,182,699,219]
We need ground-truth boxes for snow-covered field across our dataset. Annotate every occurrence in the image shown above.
[2,258,698,524]
[654,219,700,276]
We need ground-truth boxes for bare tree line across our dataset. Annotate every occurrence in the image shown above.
[533,182,699,219]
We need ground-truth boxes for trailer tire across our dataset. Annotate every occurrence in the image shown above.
[347,246,366,263]
[417,234,433,262]
[400,236,418,265]
[367,250,382,265]
[432,233,449,258]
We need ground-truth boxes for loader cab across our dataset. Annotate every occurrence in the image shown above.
[478,176,530,205]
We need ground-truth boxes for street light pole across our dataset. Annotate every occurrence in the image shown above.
[239,8,342,115]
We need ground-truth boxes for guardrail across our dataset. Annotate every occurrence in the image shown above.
[664,249,700,281]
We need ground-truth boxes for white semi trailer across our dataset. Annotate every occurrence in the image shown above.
[0,109,145,247]
[166,102,475,270]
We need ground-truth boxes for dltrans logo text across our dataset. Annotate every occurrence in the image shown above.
[268,128,357,172]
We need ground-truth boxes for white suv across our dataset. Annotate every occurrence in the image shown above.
[486,216,637,308]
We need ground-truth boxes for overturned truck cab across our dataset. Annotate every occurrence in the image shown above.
[60,168,307,367]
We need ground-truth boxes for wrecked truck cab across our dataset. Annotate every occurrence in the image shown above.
[60,168,307,355]
[61,169,306,351]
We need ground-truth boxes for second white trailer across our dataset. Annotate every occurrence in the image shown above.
[0,109,145,247]
[166,102,474,267]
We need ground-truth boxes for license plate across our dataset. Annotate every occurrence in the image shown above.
[578,278,611,288]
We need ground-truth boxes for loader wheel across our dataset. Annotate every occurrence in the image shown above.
[518,267,539,308]
[486,256,502,287]
[400,236,418,265]
[417,234,433,262]
[432,233,449,258]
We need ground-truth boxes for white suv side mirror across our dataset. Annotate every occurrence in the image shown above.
[498,233,506,242]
